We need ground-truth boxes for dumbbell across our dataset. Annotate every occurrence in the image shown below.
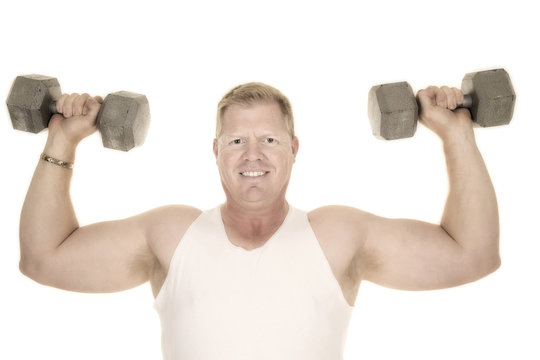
[368,68,516,140]
[6,74,150,151]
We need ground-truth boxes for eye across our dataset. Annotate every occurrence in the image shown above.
[230,138,243,145]
[265,137,276,144]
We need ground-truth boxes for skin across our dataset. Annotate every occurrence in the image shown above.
[19,86,500,307]
[213,102,299,250]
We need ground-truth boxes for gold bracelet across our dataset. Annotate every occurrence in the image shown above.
[40,153,74,170]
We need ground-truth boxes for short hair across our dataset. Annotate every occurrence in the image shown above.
[216,82,294,138]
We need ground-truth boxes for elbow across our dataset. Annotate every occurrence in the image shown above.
[481,235,502,276]
[459,232,501,280]
[487,253,502,275]
[469,249,501,281]
[19,235,62,284]
[19,256,40,281]
[19,255,51,285]
[19,242,39,279]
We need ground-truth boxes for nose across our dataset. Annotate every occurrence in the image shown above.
[244,139,263,161]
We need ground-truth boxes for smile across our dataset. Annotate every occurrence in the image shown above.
[240,171,268,177]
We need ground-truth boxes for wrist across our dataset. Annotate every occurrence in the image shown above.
[44,132,78,163]
[441,132,479,160]
[439,125,477,149]
[40,153,74,170]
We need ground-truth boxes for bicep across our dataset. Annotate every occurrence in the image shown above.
[361,216,477,290]
[32,216,153,293]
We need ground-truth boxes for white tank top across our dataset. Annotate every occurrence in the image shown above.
[154,206,353,359]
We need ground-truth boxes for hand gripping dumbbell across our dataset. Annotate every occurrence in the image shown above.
[6,74,150,151]
[367,68,516,140]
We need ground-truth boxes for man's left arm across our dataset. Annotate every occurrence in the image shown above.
[358,85,500,290]
[429,85,501,277]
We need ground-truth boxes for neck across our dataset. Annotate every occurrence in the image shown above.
[220,199,289,248]
[222,198,289,224]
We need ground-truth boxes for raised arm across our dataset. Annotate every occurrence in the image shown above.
[358,86,500,290]
[19,94,199,294]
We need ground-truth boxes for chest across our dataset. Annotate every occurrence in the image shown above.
[154,207,354,359]
[159,235,352,358]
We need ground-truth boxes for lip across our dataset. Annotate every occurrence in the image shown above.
[239,170,270,177]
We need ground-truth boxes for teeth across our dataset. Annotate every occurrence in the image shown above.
[241,171,266,177]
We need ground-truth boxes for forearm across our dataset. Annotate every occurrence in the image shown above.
[19,138,79,268]
[441,136,500,267]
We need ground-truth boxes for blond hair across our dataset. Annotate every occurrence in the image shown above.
[216,82,294,138]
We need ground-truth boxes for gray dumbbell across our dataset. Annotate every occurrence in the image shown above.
[368,68,516,140]
[6,74,150,151]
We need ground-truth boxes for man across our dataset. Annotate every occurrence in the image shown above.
[19,82,500,359]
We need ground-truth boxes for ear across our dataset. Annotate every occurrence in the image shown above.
[213,138,219,158]
[291,136,299,162]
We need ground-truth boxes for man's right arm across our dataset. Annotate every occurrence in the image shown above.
[19,93,199,293]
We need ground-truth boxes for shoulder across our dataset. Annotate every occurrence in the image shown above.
[134,205,201,297]
[308,205,374,232]
[307,206,377,297]
[308,205,375,257]
[136,205,202,269]
[139,204,202,229]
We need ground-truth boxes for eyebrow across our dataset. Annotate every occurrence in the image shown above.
[221,132,280,138]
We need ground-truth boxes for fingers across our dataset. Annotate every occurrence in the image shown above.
[441,86,464,109]
[441,86,454,108]
[454,87,464,107]
[83,96,102,118]
[73,93,90,116]
[417,86,464,110]
[55,93,69,115]
[55,93,99,117]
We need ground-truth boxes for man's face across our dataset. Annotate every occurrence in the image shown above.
[213,102,299,209]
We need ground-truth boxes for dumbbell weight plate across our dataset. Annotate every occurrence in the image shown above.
[368,81,418,140]
[97,91,151,151]
[6,75,61,133]
[461,68,516,127]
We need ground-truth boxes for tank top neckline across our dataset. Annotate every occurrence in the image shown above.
[216,205,294,254]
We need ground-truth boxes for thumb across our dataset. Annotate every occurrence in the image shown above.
[48,113,66,127]
[454,107,472,121]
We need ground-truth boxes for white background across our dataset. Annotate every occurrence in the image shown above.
[1,0,538,359]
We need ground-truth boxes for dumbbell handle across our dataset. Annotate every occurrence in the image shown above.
[47,100,94,117]
[48,100,59,115]
[461,94,473,109]
[46,100,105,128]
[423,94,472,110]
